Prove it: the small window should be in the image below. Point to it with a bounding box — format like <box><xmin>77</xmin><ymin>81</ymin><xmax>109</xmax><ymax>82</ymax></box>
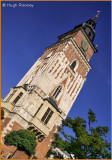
<box><xmin>6</xmin><ymin>90</ymin><xmax>17</xmax><ymax>102</ymax></box>
<box><xmin>41</xmin><ymin>108</ymin><xmax>53</xmax><ymax>125</ymax></box>
<box><xmin>12</xmin><ymin>92</ymin><xmax>23</xmax><ymax>105</ymax></box>
<box><xmin>52</xmin><ymin>85</ymin><xmax>62</xmax><ymax>99</ymax></box>
<box><xmin>70</xmin><ymin>60</ymin><xmax>77</xmax><ymax>70</ymax></box>
<box><xmin>70</xmin><ymin>60</ymin><xmax>78</xmax><ymax>72</ymax></box>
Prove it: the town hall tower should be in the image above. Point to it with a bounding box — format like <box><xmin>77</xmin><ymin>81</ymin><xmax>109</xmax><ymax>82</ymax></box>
<box><xmin>1</xmin><ymin>12</ymin><xmax>99</xmax><ymax>159</ymax></box>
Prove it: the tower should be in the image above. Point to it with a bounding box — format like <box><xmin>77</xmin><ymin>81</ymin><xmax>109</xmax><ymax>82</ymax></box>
<box><xmin>1</xmin><ymin>12</ymin><xmax>99</xmax><ymax>159</ymax></box>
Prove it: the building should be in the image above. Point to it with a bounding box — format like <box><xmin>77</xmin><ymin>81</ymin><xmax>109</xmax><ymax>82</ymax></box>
<box><xmin>1</xmin><ymin>12</ymin><xmax>99</xmax><ymax>159</ymax></box>
<box><xmin>47</xmin><ymin>147</ymin><xmax>75</xmax><ymax>159</ymax></box>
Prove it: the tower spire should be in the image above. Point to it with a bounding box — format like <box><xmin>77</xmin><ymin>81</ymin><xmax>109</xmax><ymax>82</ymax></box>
<box><xmin>92</xmin><ymin>11</ymin><xmax>100</xmax><ymax>23</ymax></box>
<box><xmin>59</xmin><ymin>12</ymin><xmax>100</xmax><ymax>43</ymax></box>
<box><xmin>81</xmin><ymin>11</ymin><xmax>100</xmax><ymax>42</ymax></box>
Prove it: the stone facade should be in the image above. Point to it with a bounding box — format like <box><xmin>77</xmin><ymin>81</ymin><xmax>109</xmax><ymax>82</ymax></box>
<box><xmin>1</xmin><ymin>13</ymin><xmax>98</xmax><ymax>159</ymax></box>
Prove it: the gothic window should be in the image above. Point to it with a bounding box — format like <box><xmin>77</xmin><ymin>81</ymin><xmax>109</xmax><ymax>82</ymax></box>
<box><xmin>70</xmin><ymin>60</ymin><xmax>78</xmax><ymax>72</ymax></box>
<box><xmin>41</xmin><ymin>108</ymin><xmax>53</xmax><ymax>125</ymax></box>
<box><xmin>52</xmin><ymin>85</ymin><xmax>62</xmax><ymax>99</ymax></box>
<box><xmin>12</xmin><ymin>92</ymin><xmax>23</xmax><ymax>105</ymax></box>
<box><xmin>6</xmin><ymin>90</ymin><xmax>17</xmax><ymax>102</ymax></box>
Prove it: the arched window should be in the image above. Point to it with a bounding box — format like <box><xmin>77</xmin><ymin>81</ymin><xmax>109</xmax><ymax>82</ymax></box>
<box><xmin>52</xmin><ymin>85</ymin><xmax>62</xmax><ymax>99</ymax></box>
<box><xmin>70</xmin><ymin>60</ymin><xmax>78</xmax><ymax>72</ymax></box>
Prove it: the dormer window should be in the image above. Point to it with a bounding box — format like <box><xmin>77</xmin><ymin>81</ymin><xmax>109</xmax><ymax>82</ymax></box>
<box><xmin>70</xmin><ymin>60</ymin><xmax>78</xmax><ymax>72</ymax></box>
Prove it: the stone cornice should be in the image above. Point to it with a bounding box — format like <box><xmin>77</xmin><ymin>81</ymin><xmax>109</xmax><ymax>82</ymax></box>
<box><xmin>45</xmin><ymin>37</ymin><xmax>70</xmax><ymax>51</ymax></box>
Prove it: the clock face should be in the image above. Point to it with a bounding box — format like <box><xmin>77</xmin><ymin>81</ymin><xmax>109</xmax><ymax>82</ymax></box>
<box><xmin>81</xmin><ymin>40</ymin><xmax>88</xmax><ymax>51</ymax></box>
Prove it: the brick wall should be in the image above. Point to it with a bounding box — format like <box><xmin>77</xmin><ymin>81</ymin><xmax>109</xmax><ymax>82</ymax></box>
<box><xmin>1</xmin><ymin>144</ymin><xmax>17</xmax><ymax>159</ymax></box>
<box><xmin>1</xmin><ymin>119</ymin><xmax>26</xmax><ymax>159</ymax></box>
<box><xmin>12</xmin><ymin>150</ymin><xmax>29</xmax><ymax>159</ymax></box>
<box><xmin>1</xmin><ymin>117</ymin><xmax>57</xmax><ymax>159</ymax></box>
<box><xmin>35</xmin><ymin>125</ymin><xmax>57</xmax><ymax>159</ymax></box>
<box><xmin>1</xmin><ymin>118</ymin><xmax>11</xmax><ymax>131</ymax></box>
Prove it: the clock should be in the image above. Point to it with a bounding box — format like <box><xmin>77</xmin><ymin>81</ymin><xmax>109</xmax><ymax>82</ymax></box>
<box><xmin>81</xmin><ymin>40</ymin><xmax>88</xmax><ymax>51</ymax></box>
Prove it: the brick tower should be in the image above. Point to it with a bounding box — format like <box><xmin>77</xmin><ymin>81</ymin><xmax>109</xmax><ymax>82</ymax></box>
<box><xmin>1</xmin><ymin>12</ymin><xmax>99</xmax><ymax>159</ymax></box>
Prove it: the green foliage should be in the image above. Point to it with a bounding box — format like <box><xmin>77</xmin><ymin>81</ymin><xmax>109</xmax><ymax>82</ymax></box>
<box><xmin>51</xmin><ymin>109</ymin><xmax>111</xmax><ymax>159</ymax></box>
<box><xmin>4</xmin><ymin>129</ymin><xmax>37</xmax><ymax>157</ymax></box>
<box><xmin>52</xmin><ymin>133</ymin><xmax>71</xmax><ymax>152</ymax></box>
<box><xmin>88</xmin><ymin>109</ymin><xmax>97</xmax><ymax>129</ymax></box>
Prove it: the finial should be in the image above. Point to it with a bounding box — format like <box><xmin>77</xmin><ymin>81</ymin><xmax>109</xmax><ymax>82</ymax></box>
<box><xmin>93</xmin><ymin>11</ymin><xmax>101</xmax><ymax>22</ymax></box>
<box><xmin>96</xmin><ymin>10</ymin><xmax>100</xmax><ymax>18</ymax></box>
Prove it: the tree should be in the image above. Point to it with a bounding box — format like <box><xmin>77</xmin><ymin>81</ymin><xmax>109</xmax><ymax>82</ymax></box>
<box><xmin>4</xmin><ymin>129</ymin><xmax>37</xmax><ymax>157</ymax></box>
<box><xmin>88</xmin><ymin>109</ymin><xmax>97</xmax><ymax>129</ymax></box>
<box><xmin>50</xmin><ymin>109</ymin><xmax>111</xmax><ymax>159</ymax></box>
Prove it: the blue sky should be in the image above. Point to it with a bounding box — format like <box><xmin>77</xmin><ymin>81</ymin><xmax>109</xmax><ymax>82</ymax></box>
<box><xmin>1</xmin><ymin>1</ymin><xmax>111</xmax><ymax>143</ymax></box>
